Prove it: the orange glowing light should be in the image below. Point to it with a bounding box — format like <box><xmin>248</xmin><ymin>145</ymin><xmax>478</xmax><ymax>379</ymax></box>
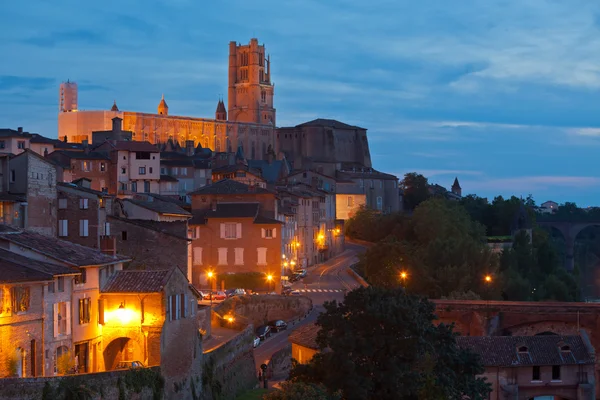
<box><xmin>317</xmin><ymin>234</ymin><xmax>324</xmax><ymax>241</ymax></box>
<box><xmin>484</xmin><ymin>275</ymin><xmax>492</xmax><ymax>283</ymax></box>
<box><xmin>400</xmin><ymin>271</ymin><xmax>407</xmax><ymax>280</ymax></box>
<box><xmin>226</xmin><ymin>315</ymin><xmax>234</xmax><ymax>323</ymax></box>
<box><xmin>266</xmin><ymin>274</ymin><xmax>273</xmax><ymax>282</ymax></box>
<box><xmin>207</xmin><ymin>271</ymin><xmax>214</xmax><ymax>279</ymax></box>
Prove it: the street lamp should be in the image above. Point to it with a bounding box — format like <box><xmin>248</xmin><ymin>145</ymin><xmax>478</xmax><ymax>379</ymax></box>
<box><xmin>400</xmin><ymin>271</ymin><xmax>408</xmax><ymax>287</ymax></box>
<box><xmin>207</xmin><ymin>270</ymin><xmax>215</xmax><ymax>306</ymax></box>
<box><xmin>484</xmin><ymin>274</ymin><xmax>492</xmax><ymax>283</ymax></box>
<box><xmin>266</xmin><ymin>274</ymin><xmax>274</xmax><ymax>293</ymax></box>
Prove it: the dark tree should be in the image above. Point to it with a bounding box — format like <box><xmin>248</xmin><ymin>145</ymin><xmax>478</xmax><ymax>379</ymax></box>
<box><xmin>290</xmin><ymin>287</ymin><xmax>491</xmax><ymax>400</ymax></box>
<box><xmin>401</xmin><ymin>172</ymin><xmax>430</xmax><ymax>210</ymax></box>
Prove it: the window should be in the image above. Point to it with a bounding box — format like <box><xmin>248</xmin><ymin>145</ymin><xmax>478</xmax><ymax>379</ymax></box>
<box><xmin>48</xmin><ymin>281</ymin><xmax>55</xmax><ymax>293</ymax></box>
<box><xmin>172</xmin><ymin>167</ymin><xmax>178</xmax><ymax>175</ymax></box>
<box><xmin>234</xmin><ymin>248</ymin><xmax>244</xmax><ymax>265</ymax></box>
<box><xmin>104</xmin><ymin>222</ymin><xmax>110</xmax><ymax>236</ymax></box>
<box><xmin>235</xmin><ymin>172</ymin><xmax>246</xmax><ymax>178</ymax></box>
<box><xmin>181</xmin><ymin>168</ymin><xmax>187</xmax><ymax>176</ymax></box>
<box><xmin>82</xmin><ymin>161</ymin><xmax>91</xmax><ymax>172</ymax></box>
<box><xmin>149</xmin><ymin>167</ymin><xmax>153</xmax><ymax>174</ymax></box>
<box><xmin>75</xmin><ymin>268</ymin><xmax>87</xmax><ymax>285</ymax></box>
<box><xmin>135</xmin><ymin>151</ymin><xmax>151</xmax><ymax>160</ymax></box>
<box><xmin>53</xmin><ymin>302</ymin><xmax>69</xmax><ymax>336</ymax></box>
<box><xmin>218</xmin><ymin>248</ymin><xmax>228</xmax><ymax>265</ymax></box>
<box><xmin>79</xmin><ymin>220</ymin><xmax>89</xmax><ymax>237</ymax></box>
<box><xmin>257</xmin><ymin>248</ymin><xmax>267</xmax><ymax>265</ymax></box>
<box><xmin>359</xmin><ymin>179</ymin><xmax>364</xmax><ymax>188</ymax></box>
<box><xmin>57</xmin><ymin>277</ymin><xmax>64</xmax><ymax>292</ymax></box>
<box><xmin>12</xmin><ymin>287</ymin><xmax>30</xmax><ymax>313</ymax></box>
<box><xmin>193</xmin><ymin>247</ymin><xmax>203</xmax><ymax>265</ymax></box>
<box><xmin>221</xmin><ymin>223</ymin><xmax>241</xmax><ymax>239</ymax></box>
<box><xmin>10</xmin><ymin>170</ymin><xmax>15</xmax><ymax>183</ymax></box>
<box><xmin>79</xmin><ymin>298</ymin><xmax>91</xmax><ymax>324</ymax></box>
<box><xmin>160</xmin><ymin>167</ymin><xmax>166</xmax><ymax>175</ymax></box>
<box><xmin>58</xmin><ymin>198</ymin><xmax>67</xmax><ymax>209</ymax></box>
<box><xmin>100</xmin><ymin>163</ymin><xmax>106</xmax><ymax>172</ymax></box>
<box><xmin>121</xmin><ymin>167</ymin><xmax>126</xmax><ymax>174</ymax></box>
<box><xmin>144</xmin><ymin>181</ymin><xmax>150</xmax><ymax>193</ymax></box>
<box><xmin>261</xmin><ymin>228</ymin><xmax>276</xmax><ymax>239</ymax></box>
<box><xmin>347</xmin><ymin>196</ymin><xmax>354</xmax><ymax>207</ymax></box>
<box><xmin>131</xmin><ymin>182</ymin><xmax>137</xmax><ymax>192</ymax></box>
<box><xmin>139</xmin><ymin>167</ymin><xmax>146</xmax><ymax>175</ymax></box>
<box><xmin>532</xmin><ymin>365</ymin><xmax>540</xmax><ymax>380</ymax></box>
<box><xmin>376</xmin><ymin>196</ymin><xmax>383</xmax><ymax>211</ymax></box>
<box><xmin>0</xmin><ymin>140</ymin><xmax>4</xmax><ymax>149</ymax></box>
<box><xmin>552</xmin><ymin>365</ymin><xmax>561</xmax><ymax>381</ymax></box>
<box><xmin>17</xmin><ymin>141</ymin><xmax>26</xmax><ymax>149</ymax></box>
<box><xmin>168</xmin><ymin>294</ymin><xmax>182</xmax><ymax>321</ymax></box>
<box><xmin>122</xmin><ymin>231</ymin><xmax>128</xmax><ymax>240</ymax></box>
<box><xmin>120</xmin><ymin>182</ymin><xmax>127</xmax><ymax>192</ymax></box>
<box><xmin>58</xmin><ymin>220</ymin><xmax>68</xmax><ymax>237</ymax></box>
<box><xmin>79</xmin><ymin>198</ymin><xmax>89</xmax><ymax>209</ymax></box>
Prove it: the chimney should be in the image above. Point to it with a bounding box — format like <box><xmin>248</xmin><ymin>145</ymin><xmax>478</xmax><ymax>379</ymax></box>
<box><xmin>186</xmin><ymin>140</ymin><xmax>194</xmax><ymax>156</ymax></box>
<box><xmin>111</xmin><ymin>117</ymin><xmax>122</xmax><ymax>133</ymax></box>
<box><xmin>43</xmin><ymin>148</ymin><xmax>48</xmax><ymax>157</ymax></box>
<box><xmin>17</xmin><ymin>127</ymin><xmax>23</xmax><ymax>133</ymax></box>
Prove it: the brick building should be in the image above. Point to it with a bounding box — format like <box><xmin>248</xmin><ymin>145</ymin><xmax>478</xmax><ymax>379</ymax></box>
<box><xmin>47</xmin><ymin>149</ymin><xmax>111</xmax><ymax>192</ymax></box>
<box><xmin>57</xmin><ymin>182</ymin><xmax>113</xmax><ymax>249</ymax></box>
<box><xmin>457</xmin><ymin>334</ymin><xmax>596</xmax><ymax>400</ymax></box>
<box><xmin>188</xmin><ymin>180</ymin><xmax>282</xmax><ymax>290</ymax></box>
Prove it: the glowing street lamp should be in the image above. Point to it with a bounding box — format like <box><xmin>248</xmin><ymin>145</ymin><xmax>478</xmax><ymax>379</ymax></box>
<box><xmin>115</xmin><ymin>302</ymin><xmax>133</xmax><ymax>325</ymax></box>
<box><xmin>484</xmin><ymin>275</ymin><xmax>492</xmax><ymax>284</ymax></box>
<box><xmin>399</xmin><ymin>271</ymin><xmax>408</xmax><ymax>287</ymax></box>
<box><xmin>266</xmin><ymin>274</ymin><xmax>274</xmax><ymax>292</ymax></box>
<box><xmin>226</xmin><ymin>315</ymin><xmax>235</xmax><ymax>324</ymax></box>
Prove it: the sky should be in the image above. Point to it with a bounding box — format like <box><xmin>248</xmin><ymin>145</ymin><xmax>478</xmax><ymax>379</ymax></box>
<box><xmin>1</xmin><ymin>0</ymin><xmax>600</xmax><ymax>205</ymax></box>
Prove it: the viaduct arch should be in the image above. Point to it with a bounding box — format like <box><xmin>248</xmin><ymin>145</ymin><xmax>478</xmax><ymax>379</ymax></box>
<box><xmin>537</xmin><ymin>220</ymin><xmax>600</xmax><ymax>271</ymax></box>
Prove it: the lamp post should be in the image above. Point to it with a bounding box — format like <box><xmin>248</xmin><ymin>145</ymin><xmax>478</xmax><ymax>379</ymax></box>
<box><xmin>207</xmin><ymin>271</ymin><xmax>215</xmax><ymax>307</ymax></box>
<box><xmin>266</xmin><ymin>274</ymin><xmax>274</xmax><ymax>293</ymax></box>
<box><xmin>484</xmin><ymin>274</ymin><xmax>493</xmax><ymax>309</ymax></box>
<box><xmin>400</xmin><ymin>271</ymin><xmax>408</xmax><ymax>288</ymax></box>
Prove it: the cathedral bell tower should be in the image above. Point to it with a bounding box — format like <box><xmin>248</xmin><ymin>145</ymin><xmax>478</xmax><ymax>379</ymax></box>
<box><xmin>228</xmin><ymin>38</ymin><xmax>276</xmax><ymax>126</ymax></box>
<box><xmin>158</xmin><ymin>94</ymin><xmax>169</xmax><ymax>115</ymax></box>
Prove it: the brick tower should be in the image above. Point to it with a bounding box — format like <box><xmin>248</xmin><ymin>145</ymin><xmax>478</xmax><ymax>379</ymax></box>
<box><xmin>228</xmin><ymin>38</ymin><xmax>276</xmax><ymax>126</ymax></box>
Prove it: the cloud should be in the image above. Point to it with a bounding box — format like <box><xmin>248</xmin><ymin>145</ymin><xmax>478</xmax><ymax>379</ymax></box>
<box><xmin>568</xmin><ymin>128</ymin><xmax>600</xmax><ymax>137</ymax></box>
<box><xmin>464</xmin><ymin>176</ymin><xmax>600</xmax><ymax>193</ymax></box>
<box><xmin>0</xmin><ymin>76</ymin><xmax>55</xmax><ymax>91</ymax></box>
<box><xmin>394</xmin><ymin>169</ymin><xmax>484</xmax><ymax>178</ymax></box>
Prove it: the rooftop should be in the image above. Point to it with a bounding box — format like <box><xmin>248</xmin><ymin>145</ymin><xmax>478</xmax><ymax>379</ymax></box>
<box><xmin>125</xmin><ymin>198</ymin><xmax>191</xmax><ymax>216</ymax></box>
<box><xmin>0</xmin><ymin>229</ymin><xmax>130</xmax><ymax>267</ymax></box>
<box><xmin>95</xmin><ymin>140</ymin><xmax>159</xmax><ymax>153</ymax></box>
<box><xmin>58</xmin><ymin>182</ymin><xmax>109</xmax><ymax>197</ymax></box>
<box><xmin>456</xmin><ymin>335</ymin><xmax>595</xmax><ymax>367</ymax></box>
<box><xmin>295</xmin><ymin>119</ymin><xmax>365</xmax><ymax>130</ymax></box>
<box><xmin>288</xmin><ymin>322</ymin><xmax>319</xmax><ymax>350</ymax></box>
<box><xmin>102</xmin><ymin>270</ymin><xmax>173</xmax><ymax>293</ymax></box>
<box><xmin>0</xmin><ymin>248</ymin><xmax>77</xmax><ymax>282</ymax></box>
<box><xmin>188</xmin><ymin>179</ymin><xmax>273</xmax><ymax>195</ymax></box>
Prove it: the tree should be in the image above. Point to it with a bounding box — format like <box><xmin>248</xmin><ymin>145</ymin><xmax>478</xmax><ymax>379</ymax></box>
<box><xmin>290</xmin><ymin>287</ymin><xmax>491</xmax><ymax>400</ymax></box>
<box><xmin>401</xmin><ymin>173</ymin><xmax>430</xmax><ymax>211</ymax></box>
<box><xmin>264</xmin><ymin>381</ymin><xmax>340</xmax><ymax>400</ymax></box>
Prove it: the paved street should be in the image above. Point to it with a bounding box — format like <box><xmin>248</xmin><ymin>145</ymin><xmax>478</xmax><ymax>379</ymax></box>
<box><xmin>253</xmin><ymin>243</ymin><xmax>366</xmax><ymax>371</ymax></box>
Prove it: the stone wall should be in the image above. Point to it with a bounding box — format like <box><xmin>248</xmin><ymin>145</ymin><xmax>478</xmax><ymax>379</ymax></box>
<box><xmin>214</xmin><ymin>295</ymin><xmax>313</xmax><ymax>328</ymax></box>
<box><xmin>201</xmin><ymin>325</ymin><xmax>257</xmax><ymax>400</ymax></box>
<box><xmin>268</xmin><ymin>343</ymin><xmax>291</xmax><ymax>380</ymax></box>
<box><xmin>0</xmin><ymin>367</ymin><xmax>162</xmax><ymax>400</ymax></box>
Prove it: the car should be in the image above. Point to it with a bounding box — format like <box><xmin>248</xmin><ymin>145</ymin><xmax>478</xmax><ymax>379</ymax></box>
<box><xmin>114</xmin><ymin>360</ymin><xmax>145</xmax><ymax>370</ymax></box>
<box><xmin>288</xmin><ymin>274</ymin><xmax>301</xmax><ymax>283</ymax></box>
<box><xmin>213</xmin><ymin>291</ymin><xmax>227</xmax><ymax>301</ymax></box>
<box><xmin>256</xmin><ymin>325</ymin><xmax>272</xmax><ymax>340</ymax></box>
<box><xmin>294</xmin><ymin>269</ymin><xmax>307</xmax><ymax>278</ymax></box>
<box><xmin>267</xmin><ymin>320</ymin><xmax>288</xmax><ymax>332</ymax></box>
<box><xmin>226</xmin><ymin>288</ymin><xmax>247</xmax><ymax>298</ymax></box>
<box><xmin>253</xmin><ymin>336</ymin><xmax>261</xmax><ymax>348</ymax></box>
<box><xmin>198</xmin><ymin>291</ymin><xmax>211</xmax><ymax>300</ymax></box>
<box><xmin>290</xmin><ymin>290</ymin><xmax>301</xmax><ymax>296</ymax></box>
<box><xmin>281</xmin><ymin>287</ymin><xmax>293</xmax><ymax>296</ymax></box>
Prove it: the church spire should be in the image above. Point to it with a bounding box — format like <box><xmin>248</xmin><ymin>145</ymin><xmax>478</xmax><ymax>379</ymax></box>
<box><xmin>158</xmin><ymin>94</ymin><xmax>169</xmax><ymax>115</ymax></box>
<box><xmin>111</xmin><ymin>100</ymin><xmax>119</xmax><ymax>112</ymax></box>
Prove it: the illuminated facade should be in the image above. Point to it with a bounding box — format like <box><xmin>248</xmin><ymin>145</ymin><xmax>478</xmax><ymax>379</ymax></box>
<box><xmin>58</xmin><ymin>39</ymin><xmax>276</xmax><ymax>160</ymax></box>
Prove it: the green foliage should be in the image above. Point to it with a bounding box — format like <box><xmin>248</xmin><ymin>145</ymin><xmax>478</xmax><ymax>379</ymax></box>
<box><xmin>401</xmin><ymin>172</ymin><xmax>430</xmax><ymax>211</ymax></box>
<box><xmin>358</xmin><ymin>198</ymin><xmax>497</xmax><ymax>299</ymax></box>
<box><xmin>289</xmin><ymin>287</ymin><xmax>490</xmax><ymax>400</ymax></box>
<box><xmin>5</xmin><ymin>355</ymin><xmax>17</xmax><ymax>377</ymax></box>
<box><xmin>217</xmin><ymin>272</ymin><xmax>269</xmax><ymax>291</ymax></box>
<box><xmin>345</xmin><ymin>206</ymin><xmax>409</xmax><ymax>242</ymax></box>
<box><xmin>263</xmin><ymin>381</ymin><xmax>340</xmax><ymax>400</ymax></box>
<box><xmin>57</xmin><ymin>351</ymin><xmax>75</xmax><ymax>375</ymax></box>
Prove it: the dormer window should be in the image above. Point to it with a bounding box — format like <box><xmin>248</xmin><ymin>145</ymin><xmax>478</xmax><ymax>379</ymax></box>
<box><xmin>518</xmin><ymin>346</ymin><xmax>529</xmax><ymax>353</ymax></box>
<box><xmin>560</xmin><ymin>345</ymin><xmax>571</xmax><ymax>351</ymax></box>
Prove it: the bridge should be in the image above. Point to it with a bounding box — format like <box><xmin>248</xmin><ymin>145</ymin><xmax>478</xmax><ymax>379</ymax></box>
<box><xmin>535</xmin><ymin>215</ymin><xmax>600</xmax><ymax>271</ymax></box>
<box><xmin>434</xmin><ymin>299</ymin><xmax>600</xmax><ymax>398</ymax></box>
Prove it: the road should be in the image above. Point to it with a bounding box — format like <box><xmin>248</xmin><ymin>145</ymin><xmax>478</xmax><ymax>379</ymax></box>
<box><xmin>253</xmin><ymin>243</ymin><xmax>366</xmax><ymax>370</ymax></box>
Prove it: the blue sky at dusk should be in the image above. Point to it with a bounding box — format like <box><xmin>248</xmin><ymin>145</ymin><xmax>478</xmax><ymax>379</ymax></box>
<box><xmin>1</xmin><ymin>1</ymin><xmax>600</xmax><ymax>205</ymax></box>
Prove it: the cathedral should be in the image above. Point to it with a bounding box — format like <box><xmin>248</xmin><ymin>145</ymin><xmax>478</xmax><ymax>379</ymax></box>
<box><xmin>58</xmin><ymin>38</ymin><xmax>277</xmax><ymax>160</ymax></box>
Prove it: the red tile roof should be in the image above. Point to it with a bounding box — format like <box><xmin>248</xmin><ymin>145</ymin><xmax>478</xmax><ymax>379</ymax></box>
<box><xmin>456</xmin><ymin>335</ymin><xmax>595</xmax><ymax>367</ymax></box>
<box><xmin>101</xmin><ymin>270</ymin><xmax>173</xmax><ymax>293</ymax></box>
<box><xmin>288</xmin><ymin>322</ymin><xmax>319</xmax><ymax>350</ymax></box>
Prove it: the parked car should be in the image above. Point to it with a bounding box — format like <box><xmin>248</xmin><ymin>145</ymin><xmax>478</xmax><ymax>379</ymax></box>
<box><xmin>114</xmin><ymin>360</ymin><xmax>145</xmax><ymax>370</ymax></box>
<box><xmin>281</xmin><ymin>287</ymin><xmax>293</xmax><ymax>296</ymax></box>
<box><xmin>295</xmin><ymin>269</ymin><xmax>307</xmax><ymax>278</ymax></box>
<box><xmin>198</xmin><ymin>291</ymin><xmax>211</xmax><ymax>300</ymax></box>
<box><xmin>253</xmin><ymin>336</ymin><xmax>261</xmax><ymax>348</ymax></box>
<box><xmin>267</xmin><ymin>320</ymin><xmax>288</xmax><ymax>332</ymax></box>
<box><xmin>226</xmin><ymin>288</ymin><xmax>247</xmax><ymax>298</ymax></box>
<box><xmin>256</xmin><ymin>325</ymin><xmax>272</xmax><ymax>340</ymax></box>
<box><xmin>290</xmin><ymin>290</ymin><xmax>301</xmax><ymax>296</ymax></box>
<box><xmin>288</xmin><ymin>274</ymin><xmax>301</xmax><ymax>283</ymax></box>
<box><xmin>212</xmin><ymin>291</ymin><xmax>227</xmax><ymax>301</ymax></box>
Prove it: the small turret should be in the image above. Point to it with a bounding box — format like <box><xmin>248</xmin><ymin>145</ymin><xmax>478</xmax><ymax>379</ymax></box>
<box><xmin>451</xmin><ymin>177</ymin><xmax>462</xmax><ymax>197</ymax></box>
<box><xmin>158</xmin><ymin>94</ymin><xmax>169</xmax><ymax>115</ymax></box>
<box><xmin>215</xmin><ymin>99</ymin><xmax>227</xmax><ymax>121</ymax></box>
<box><xmin>111</xmin><ymin>100</ymin><xmax>119</xmax><ymax>112</ymax></box>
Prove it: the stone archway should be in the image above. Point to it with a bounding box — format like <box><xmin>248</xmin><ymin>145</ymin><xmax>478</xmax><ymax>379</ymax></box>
<box><xmin>103</xmin><ymin>337</ymin><xmax>143</xmax><ymax>371</ymax></box>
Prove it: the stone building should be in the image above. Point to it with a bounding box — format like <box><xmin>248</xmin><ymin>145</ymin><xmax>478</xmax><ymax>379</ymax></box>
<box><xmin>8</xmin><ymin>150</ymin><xmax>58</xmax><ymax>236</ymax></box>
<box><xmin>335</xmin><ymin>165</ymin><xmax>400</xmax><ymax>214</ymax></box>
<box><xmin>276</xmin><ymin>119</ymin><xmax>372</xmax><ymax>174</ymax></box>
<box><xmin>457</xmin><ymin>334</ymin><xmax>595</xmax><ymax>400</ymax></box>
<box><xmin>335</xmin><ymin>179</ymin><xmax>367</xmax><ymax>220</ymax></box>
<box><xmin>288</xmin><ymin>322</ymin><xmax>318</xmax><ymax>365</ymax></box>
<box><xmin>58</xmin><ymin>39</ymin><xmax>276</xmax><ymax>160</ymax></box>
<box><xmin>57</xmin><ymin>182</ymin><xmax>113</xmax><ymax>249</ymax></box>
<box><xmin>100</xmin><ymin>268</ymin><xmax>200</xmax><ymax>369</ymax></box>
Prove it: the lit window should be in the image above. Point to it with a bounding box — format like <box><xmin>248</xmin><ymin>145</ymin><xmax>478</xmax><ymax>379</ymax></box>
<box><xmin>78</xmin><ymin>298</ymin><xmax>91</xmax><ymax>324</ymax></box>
